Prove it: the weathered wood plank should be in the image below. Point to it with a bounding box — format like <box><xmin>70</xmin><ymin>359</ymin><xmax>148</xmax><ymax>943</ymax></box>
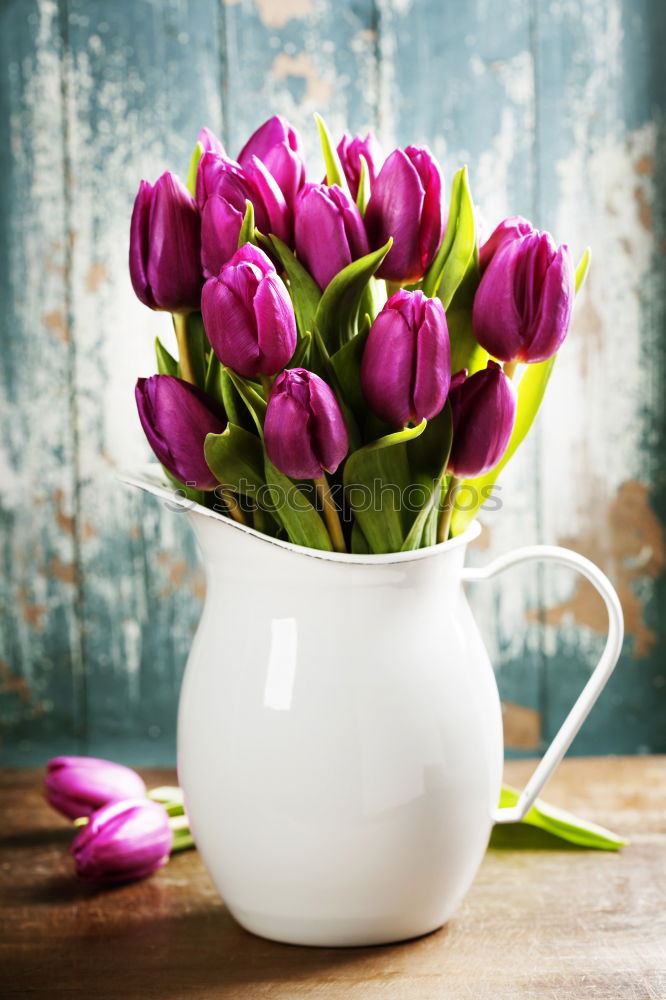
<box><xmin>532</xmin><ymin>0</ymin><xmax>666</xmax><ymax>752</ymax></box>
<box><xmin>62</xmin><ymin>0</ymin><xmax>223</xmax><ymax>763</ymax></box>
<box><xmin>0</xmin><ymin>0</ymin><xmax>82</xmax><ymax>762</ymax></box>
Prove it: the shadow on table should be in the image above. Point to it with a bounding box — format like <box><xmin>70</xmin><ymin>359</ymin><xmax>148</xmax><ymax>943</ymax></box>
<box><xmin>2</xmin><ymin>898</ymin><xmax>437</xmax><ymax>999</ymax></box>
<box><xmin>488</xmin><ymin>823</ymin><xmax>592</xmax><ymax>850</ymax></box>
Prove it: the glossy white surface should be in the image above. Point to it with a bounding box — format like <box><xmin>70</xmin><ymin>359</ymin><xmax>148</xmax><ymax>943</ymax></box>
<box><xmin>120</xmin><ymin>467</ymin><xmax>623</xmax><ymax>947</ymax></box>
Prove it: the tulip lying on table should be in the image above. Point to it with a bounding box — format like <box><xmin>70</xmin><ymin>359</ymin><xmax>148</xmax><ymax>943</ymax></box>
<box><xmin>44</xmin><ymin>756</ymin><xmax>626</xmax><ymax>887</ymax></box>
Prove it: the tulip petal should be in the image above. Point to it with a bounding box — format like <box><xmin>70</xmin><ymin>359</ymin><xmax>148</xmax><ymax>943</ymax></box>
<box><xmin>201</xmin><ymin>194</ymin><xmax>244</xmax><ymax>279</ymax></box>
<box><xmin>295</xmin><ymin>185</ymin><xmax>354</xmax><ymax>290</ymax></box>
<box><xmin>366</xmin><ymin>149</ymin><xmax>424</xmax><ymax>283</ymax></box>
<box><xmin>129</xmin><ymin>180</ymin><xmax>156</xmax><ymax>308</ymax></box>
<box><xmin>413</xmin><ymin>298</ymin><xmax>451</xmax><ymax>422</ymax></box>
<box><xmin>265</xmin><ymin>391</ymin><xmax>322</xmax><ymax>480</ymax></box>
<box><xmin>361</xmin><ymin>307</ymin><xmax>416</xmax><ymax>428</ymax></box>
<box><xmin>254</xmin><ymin>273</ymin><xmax>297</xmax><ymax>373</ymax></box>
<box><xmin>146</xmin><ymin>172</ymin><xmax>202</xmax><ymax>313</ymax></box>
<box><xmin>472</xmin><ymin>240</ymin><xmax>525</xmax><ymax>361</ymax></box>
<box><xmin>521</xmin><ymin>245</ymin><xmax>575</xmax><ymax>362</ymax></box>
<box><xmin>136</xmin><ymin>375</ymin><xmax>225</xmax><ymax>489</ymax></box>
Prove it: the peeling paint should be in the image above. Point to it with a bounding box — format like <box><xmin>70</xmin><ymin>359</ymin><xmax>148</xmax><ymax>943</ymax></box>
<box><xmin>539</xmin><ymin>481</ymin><xmax>664</xmax><ymax>659</ymax></box>
<box><xmin>225</xmin><ymin>0</ymin><xmax>313</xmax><ymax>30</ymax></box>
<box><xmin>502</xmin><ymin>701</ymin><xmax>541</xmax><ymax>751</ymax></box>
<box><xmin>271</xmin><ymin>52</ymin><xmax>333</xmax><ymax>107</ymax></box>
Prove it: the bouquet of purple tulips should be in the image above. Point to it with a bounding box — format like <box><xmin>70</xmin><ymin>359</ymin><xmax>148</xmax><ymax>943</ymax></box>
<box><xmin>130</xmin><ymin>114</ymin><xmax>588</xmax><ymax>553</ymax></box>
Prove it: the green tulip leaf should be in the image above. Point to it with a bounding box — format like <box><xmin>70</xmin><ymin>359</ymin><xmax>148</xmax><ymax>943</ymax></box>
<box><xmin>238</xmin><ymin>200</ymin><xmax>256</xmax><ymax>248</ymax></box>
<box><xmin>422</xmin><ymin>165</ymin><xmax>476</xmax><ymax>307</ymax></box>
<box><xmin>224</xmin><ymin>368</ymin><xmax>267</xmax><ymax>438</ymax></box>
<box><xmin>401</xmin><ymin>406</ymin><xmax>453</xmax><ymax>551</ymax></box>
<box><xmin>344</xmin><ymin>421</ymin><xmax>426</xmax><ymax>554</ymax></box>
<box><xmin>148</xmin><ymin>786</ymin><xmax>183</xmax><ymax>805</ymax></box>
<box><xmin>497</xmin><ymin>784</ymin><xmax>627</xmax><ymax>850</ymax></box>
<box><xmin>351</xmin><ymin>519</ymin><xmax>371</xmax><ymax>554</ymax></box>
<box><xmin>204</xmin><ymin>356</ymin><xmax>253</xmax><ymax>431</ymax></box>
<box><xmin>329</xmin><ymin>324</ymin><xmax>370</xmax><ymax>419</ymax></box>
<box><xmin>575</xmin><ymin>246</ymin><xmax>591</xmax><ymax>293</ymax></box>
<box><xmin>448</xmin><ymin>308</ymin><xmax>488</xmax><ymax>377</ymax></box>
<box><xmin>316</xmin><ymin>239</ymin><xmax>392</xmax><ymax>351</ymax></box>
<box><xmin>155</xmin><ymin>336</ymin><xmax>178</xmax><ymax>378</ymax></box>
<box><xmin>186</xmin><ymin>141</ymin><xmax>204</xmax><ymax>197</ymax></box>
<box><xmin>180</xmin><ymin>312</ymin><xmax>208</xmax><ymax>388</ymax></box>
<box><xmin>289</xmin><ymin>330</ymin><xmax>312</xmax><ymax>369</ymax></box>
<box><xmin>264</xmin><ymin>458</ymin><xmax>333</xmax><ymax>551</ymax></box>
<box><xmin>265</xmin><ymin>234</ymin><xmax>322</xmax><ymax>339</ymax></box>
<box><xmin>315</xmin><ymin>113</ymin><xmax>349</xmax><ymax>194</ymax></box>
<box><xmin>204</xmin><ymin>423</ymin><xmax>266</xmax><ymax>495</ymax></box>
<box><xmin>356</xmin><ymin>153</ymin><xmax>370</xmax><ymax>215</ymax></box>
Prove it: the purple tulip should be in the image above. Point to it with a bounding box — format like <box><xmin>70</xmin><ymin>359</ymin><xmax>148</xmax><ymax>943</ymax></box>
<box><xmin>129</xmin><ymin>172</ymin><xmax>202</xmax><ymax>313</ymax></box>
<box><xmin>70</xmin><ymin>798</ymin><xmax>173</xmax><ymax>884</ymax></box>
<box><xmin>336</xmin><ymin>131</ymin><xmax>384</xmax><ymax>200</ymax></box>
<box><xmin>294</xmin><ymin>183</ymin><xmax>369</xmax><ymax>290</ymax></box>
<box><xmin>265</xmin><ymin>368</ymin><xmax>349</xmax><ymax>480</ymax></box>
<box><xmin>365</xmin><ymin>145</ymin><xmax>444</xmax><ymax>284</ymax></box>
<box><xmin>44</xmin><ymin>756</ymin><xmax>146</xmax><ymax>821</ymax></box>
<box><xmin>135</xmin><ymin>375</ymin><xmax>225</xmax><ymax>490</ymax></box>
<box><xmin>197</xmin><ymin>152</ymin><xmax>289</xmax><ymax>278</ymax></box>
<box><xmin>197</xmin><ymin>126</ymin><xmax>226</xmax><ymax>156</ymax></box>
<box><xmin>201</xmin><ymin>244</ymin><xmax>296</xmax><ymax>377</ymax></box>
<box><xmin>360</xmin><ymin>290</ymin><xmax>451</xmax><ymax>428</ymax></box>
<box><xmin>447</xmin><ymin>362</ymin><xmax>517</xmax><ymax>479</ymax></box>
<box><xmin>479</xmin><ymin>215</ymin><xmax>534</xmax><ymax>271</ymax></box>
<box><xmin>473</xmin><ymin>230</ymin><xmax>575</xmax><ymax>363</ymax></box>
<box><xmin>238</xmin><ymin>114</ymin><xmax>306</xmax><ymax>206</ymax></box>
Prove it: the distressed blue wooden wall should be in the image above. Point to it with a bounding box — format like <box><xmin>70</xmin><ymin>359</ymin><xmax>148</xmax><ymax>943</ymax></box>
<box><xmin>1</xmin><ymin>0</ymin><xmax>665</xmax><ymax>764</ymax></box>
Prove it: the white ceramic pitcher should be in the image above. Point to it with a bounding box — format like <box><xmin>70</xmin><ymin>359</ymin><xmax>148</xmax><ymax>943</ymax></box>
<box><xmin>122</xmin><ymin>467</ymin><xmax>623</xmax><ymax>948</ymax></box>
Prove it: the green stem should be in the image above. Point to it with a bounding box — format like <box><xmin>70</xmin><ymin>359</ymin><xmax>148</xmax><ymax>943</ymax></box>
<box><xmin>260</xmin><ymin>374</ymin><xmax>274</xmax><ymax>400</ymax></box>
<box><xmin>437</xmin><ymin>476</ymin><xmax>461</xmax><ymax>544</ymax></box>
<box><xmin>314</xmin><ymin>475</ymin><xmax>346</xmax><ymax>553</ymax></box>
<box><xmin>220</xmin><ymin>488</ymin><xmax>248</xmax><ymax>527</ymax></box>
<box><xmin>503</xmin><ymin>359</ymin><xmax>519</xmax><ymax>380</ymax></box>
<box><xmin>173</xmin><ymin>313</ymin><xmax>196</xmax><ymax>385</ymax></box>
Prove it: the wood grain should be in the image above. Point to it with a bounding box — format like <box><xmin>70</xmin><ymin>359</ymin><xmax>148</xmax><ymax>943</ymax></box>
<box><xmin>2</xmin><ymin>756</ymin><xmax>665</xmax><ymax>999</ymax></box>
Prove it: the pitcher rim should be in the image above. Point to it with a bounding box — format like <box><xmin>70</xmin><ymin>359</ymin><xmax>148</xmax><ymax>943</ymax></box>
<box><xmin>118</xmin><ymin>464</ymin><xmax>482</xmax><ymax>565</ymax></box>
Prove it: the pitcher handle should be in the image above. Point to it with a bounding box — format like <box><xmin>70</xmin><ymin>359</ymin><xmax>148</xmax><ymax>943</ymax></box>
<box><xmin>462</xmin><ymin>545</ymin><xmax>624</xmax><ymax>824</ymax></box>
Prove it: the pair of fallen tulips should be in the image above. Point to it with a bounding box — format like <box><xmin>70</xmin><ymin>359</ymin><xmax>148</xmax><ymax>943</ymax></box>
<box><xmin>45</xmin><ymin>756</ymin><xmax>625</xmax><ymax>885</ymax></box>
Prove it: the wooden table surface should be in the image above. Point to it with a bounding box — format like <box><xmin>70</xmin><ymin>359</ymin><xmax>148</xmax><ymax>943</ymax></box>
<box><xmin>2</xmin><ymin>757</ymin><xmax>665</xmax><ymax>999</ymax></box>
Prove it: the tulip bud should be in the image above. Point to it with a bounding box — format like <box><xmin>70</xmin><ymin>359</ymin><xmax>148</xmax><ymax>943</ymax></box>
<box><xmin>44</xmin><ymin>756</ymin><xmax>146</xmax><ymax>821</ymax></box>
<box><xmin>365</xmin><ymin>145</ymin><xmax>444</xmax><ymax>284</ymax></box>
<box><xmin>265</xmin><ymin>368</ymin><xmax>349</xmax><ymax>480</ymax></box>
<box><xmin>70</xmin><ymin>799</ymin><xmax>173</xmax><ymax>883</ymax></box>
<box><xmin>336</xmin><ymin>131</ymin><xmax>384</xmax><ymax>200</ymax></box>
<box><xmin>294</xmin><ymin>183</ymin><xmax>369</xmax><ymax>291</ymax></box>
<box><xmin>197</xmin><ymin>153</ymin><xmax>289</xmax><ymax>278</ymax></box>
<box><xmin>447</xmin><ymin>362</ymin><xmax>517</xmax><ymax>479</ymax></box>
<box><xmin>360</xmin><ymin>290</ymin><xmax>451</xmax><ymax>428</ymax></box>
<box><xmin>135</xmin><ymin>374</ymin><xmax>225</xmax><ymax>490</ymax></box>
<box><xmin>238</xmin><ymin>114</ymin><xmax>306</xmax><ymax>206</ymax></box>
<box><xmin>479</xmin><ymin>215</ymin><xmax>534</xmax><ymax>271</ymax></box>
<box><xmin>473</xmin><ymin>230</ymin><xmax>575</xmax><ymax>363</ymax></box>
<box><xmin>201</xmin><ymin>244</ymin><xmax>297</xmax><ymax>378</ymax></box>
<box><xmin>129</xmin><ymin>172</ymin><xmax>202</xmax><ymax>313</ymax></box>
